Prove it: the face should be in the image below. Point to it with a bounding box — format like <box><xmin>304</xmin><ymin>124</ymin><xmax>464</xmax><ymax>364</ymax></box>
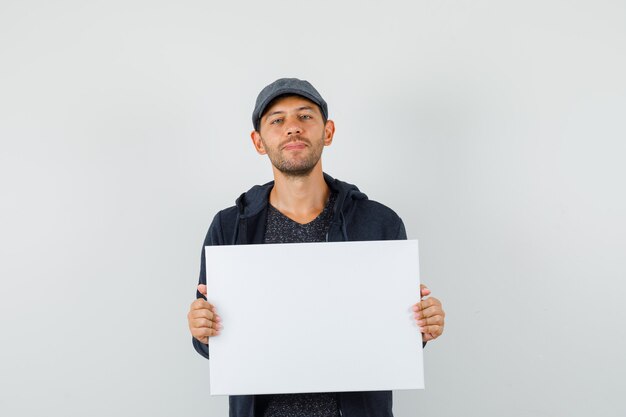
<box><xmin>251</xmin><ymin>95</ymin><xmax>335</xmax><ymax>177</ymax></box>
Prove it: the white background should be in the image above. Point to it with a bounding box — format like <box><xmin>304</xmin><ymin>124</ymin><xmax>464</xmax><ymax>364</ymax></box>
<box><xmin>1</xmin><ymin>1</ymin><xmax>625</xmax><ymax>416</ymax></box>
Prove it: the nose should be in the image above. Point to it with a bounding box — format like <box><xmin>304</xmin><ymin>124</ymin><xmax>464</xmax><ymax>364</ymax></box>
<box><xmin>285</xmin><ymin>118</ymin><xmax>302</xmax><ymax>136</ymax></box>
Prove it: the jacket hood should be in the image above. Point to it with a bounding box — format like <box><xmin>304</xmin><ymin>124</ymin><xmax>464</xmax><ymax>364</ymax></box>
<box><xmin>234</xmin><ymin>172</ymin><xmax>368</xmax><ymax>219</ymax></box>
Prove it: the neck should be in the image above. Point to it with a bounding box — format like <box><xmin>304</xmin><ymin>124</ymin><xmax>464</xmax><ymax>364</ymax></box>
<box><xmin>269</xmin><ymin>163</ymin><xmax>330</xmax><ymax>224</ymax></box>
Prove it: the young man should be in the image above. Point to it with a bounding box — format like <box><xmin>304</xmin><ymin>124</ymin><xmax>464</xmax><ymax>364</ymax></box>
<box><xmin>187</xmin><ymin>78</ymin><xmax>445</xmax><ymax>417</ymax></box>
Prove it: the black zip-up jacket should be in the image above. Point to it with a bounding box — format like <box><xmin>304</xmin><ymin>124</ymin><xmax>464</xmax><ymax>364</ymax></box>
<box><xmin>193</xmin><ymin>173</ymin><xmax>407</xmax><ymax>417</ymax></box>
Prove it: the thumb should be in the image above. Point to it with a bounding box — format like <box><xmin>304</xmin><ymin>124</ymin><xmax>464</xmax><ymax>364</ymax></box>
<box><xmin>197</xmin><ymin>284</ymin><xmax>208</xmax><ymax>296</ymax></box>
<box><xmin>420</xmin><ymin>284</ymin><xmax>431</xmax><ymax>298</ymax></box>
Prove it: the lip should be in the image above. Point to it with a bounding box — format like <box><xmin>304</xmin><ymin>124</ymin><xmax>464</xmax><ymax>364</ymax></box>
<box><xmin>282</xmin><ymin>142</ymin><xmax>307</xmax><ymax>150</ymax></box>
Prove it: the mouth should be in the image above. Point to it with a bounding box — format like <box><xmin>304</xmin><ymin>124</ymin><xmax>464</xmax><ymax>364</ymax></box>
<box><xmin>282</xmin><ymin>141</ymin><xmax>308</xmax><ymax>151</ymax></box>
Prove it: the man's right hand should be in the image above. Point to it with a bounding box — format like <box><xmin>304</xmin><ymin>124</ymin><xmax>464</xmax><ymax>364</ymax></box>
<box><xmin>187</xmin><ymin>284</ymin><xmax>222</xmax><ymax>344</ymax></box>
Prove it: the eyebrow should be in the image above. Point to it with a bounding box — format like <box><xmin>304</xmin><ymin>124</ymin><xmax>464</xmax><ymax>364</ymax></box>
<box><xmin>264</xmin><ymin>106</ymin><xmax>315</xmax><ymax>120</ymax></box>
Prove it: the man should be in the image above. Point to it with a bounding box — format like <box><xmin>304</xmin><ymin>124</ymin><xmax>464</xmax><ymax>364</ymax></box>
<box><xmin>187</xmin><ymin>78</ymin><xmax>445</xmax><ymax>417</ymax></box>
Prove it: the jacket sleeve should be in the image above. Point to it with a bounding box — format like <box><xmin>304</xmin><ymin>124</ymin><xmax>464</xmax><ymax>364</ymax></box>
<box><xmin>394</xmin><ymin>217</ymin><xmax>408</xmax><ymax>240</ymax></box>
<box><xmin>192</xmin><ymin>211</ymin><xmax>225</xmax><ymax>359</ymax></box>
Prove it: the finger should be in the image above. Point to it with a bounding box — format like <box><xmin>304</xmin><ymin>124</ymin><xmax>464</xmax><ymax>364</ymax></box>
<box><xmin>415</xmin><ymin>304</ymin><xmax>445</xmax><ymax>320</ymax></box>
<box><xmin>190</xmin><ymin>298</ymin><xmax>215</xmax><ymax>311</ymax></box>
<box><xmin>420</xmin><ymin>284</ymin><xmax>431</xmax><ymax>298</ymax></box>
<box><xmin>192</xmin><ymin>327</ymin><xmax>221</xmax><ymax>343</ymax></box>
<box><xmin>413</xmin><ymin>296</ymin><xmax>442</xmax><ymax>312</ymax></box>
<box><xmin>422</xmin><ymin>333</ymin><xmax>436</xmax><ymax>342</ymax></box>
<box><xmin>188</xmin><ymin>307</ymin><xmax>220</xmax><ymax>328</ymax></box>
<box><xmin>419</xmin><ymin>324</ymin><xmax>443</xmax><ymax>337</ymax></box>
<box><xmin>415</xmin><ymin>314</ymin><xmax>444</xmax><ymax>327</ymax></box>
<box><xmin>423</xmin><ymin>296</ymin><xmax>441</xmax><ymax>307</ymax></box>
<box><xmin>192</xmin><ymin>332</ymin><xmax>209</xmax><ymax>344</ymax></box>
<box><xmin>197</xmin><ymin>284</ymin><xmax>208</xmax><ymax>296</ymax></box>
<box><xmin>190</xmin><ymin>323</ymin><xmax>221</xmax><ymax>344</ymax></box>
<box><xmin>192</xmin><ymin>317</ymin><xmax>223</xmax><ymax>330</ymax></box>
<box><xmin>189</xmin><ymin>308</ymin><xmax>215</xmax><ymax>322</ymax></box>
<box><xmin>412</xmin><ymin>297</ymin><xmax>434</xmax><ymax>313</ymax></box>
<box><xmin>189</xmin><ymin>309</ymin><xmax>223</xmax><ymax>325</ymax></box>
<box><xmin>191</xmin><ymin>318</ymin><xmax>223</xmax><ymax>334</ymax></box>
<box><xmin>412</xmin><ymin>298</ymin><xmax>430</xmax><ymax>311</ymax></box>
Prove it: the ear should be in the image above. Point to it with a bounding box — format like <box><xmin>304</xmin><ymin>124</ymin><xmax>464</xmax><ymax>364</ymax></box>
<box><xmin>250</xmin><ymin>130</ymin><xmax>267</xmax><ymax>155</ymax></box>
<box><xmin>323</xmin><ymin>120</ymin><xmax>335</xmax><ymax>146</ymax></box>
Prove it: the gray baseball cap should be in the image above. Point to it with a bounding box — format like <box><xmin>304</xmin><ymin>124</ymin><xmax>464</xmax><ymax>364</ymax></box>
<box><xmin>252</xmin><ymin>78</ymin><xmax>328</xmax><ymax>131</ymax></box>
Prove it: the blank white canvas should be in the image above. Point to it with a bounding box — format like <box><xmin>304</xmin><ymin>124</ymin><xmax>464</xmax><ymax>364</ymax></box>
<box><xmin>205</xmin><ymin>240</ymin><xmax>424</xmax><ymax>395</ymax></box>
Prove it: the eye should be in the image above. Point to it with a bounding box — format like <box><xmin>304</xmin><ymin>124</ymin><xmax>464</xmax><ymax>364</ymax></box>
<box><xmin>299</xmin><ymin>114</ymin><xmax>312</xmax><ymax>120</ymax></box>
<box><xmin>270</xmin><ymin>118</ymin><xmax>283</xmax><ymax>125</ymax></box>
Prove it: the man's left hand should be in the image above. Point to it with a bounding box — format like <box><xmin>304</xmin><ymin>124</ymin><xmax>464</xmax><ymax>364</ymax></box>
<box><xmin>413</xmin><ymin>284</ymin><xmax>445</xmax><ymax>342</ymax></box>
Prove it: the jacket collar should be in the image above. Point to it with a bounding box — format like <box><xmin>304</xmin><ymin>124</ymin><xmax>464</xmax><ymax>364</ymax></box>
<box><xmin>234</xmin><ymin>172</ymin><xmax>367</xmax><ymax>220</ymax></box>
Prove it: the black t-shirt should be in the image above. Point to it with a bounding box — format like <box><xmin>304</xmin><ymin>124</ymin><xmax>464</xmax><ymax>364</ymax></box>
<box><xmin>259</xmin><ymin>192</ymin><xmax>340</xmax><ymax>417</ymax></box>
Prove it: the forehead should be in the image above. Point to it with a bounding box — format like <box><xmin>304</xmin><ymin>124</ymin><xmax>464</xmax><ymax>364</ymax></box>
<box><xmin>263</xmin><ymin>95</ymin><xmax>321</xmax><ymax>116</ymax></box>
